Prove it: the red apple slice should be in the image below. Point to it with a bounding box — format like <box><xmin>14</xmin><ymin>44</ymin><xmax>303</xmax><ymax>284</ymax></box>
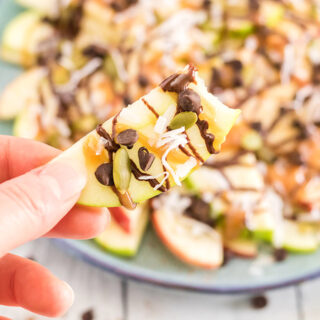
<box><xmin>152</xmin><ymin>210</ymin><xmax>223</xmax><ymax>269</ymax></box>
<box><xmin>109</xmin><ymin>206</ymin><xmax>145</xmax><ymax>234</ymax></box>
<box><xmin>95</xmin><ymin>205</ymin><xmax>149</xmax><ymax>257</ymax></box>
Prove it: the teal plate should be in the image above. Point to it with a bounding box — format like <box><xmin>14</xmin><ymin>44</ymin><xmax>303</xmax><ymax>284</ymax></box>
<box><xmin>2</xmin><ymin>0</ymin><xmax>320</xmax><ymax>294</ymax></box>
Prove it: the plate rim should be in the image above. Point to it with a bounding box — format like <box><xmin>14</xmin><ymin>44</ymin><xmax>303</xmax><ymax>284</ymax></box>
<box><xmin>52</xmin><ymin>238</ymin><xmax>320</xmax><ymax>294</ymax></box>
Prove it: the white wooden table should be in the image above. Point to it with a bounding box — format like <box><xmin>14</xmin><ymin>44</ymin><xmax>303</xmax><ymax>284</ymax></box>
<box><xmin>1</xmin><ymin>238</ymin><xmax>319</xmax><ymax>320</ymax></box>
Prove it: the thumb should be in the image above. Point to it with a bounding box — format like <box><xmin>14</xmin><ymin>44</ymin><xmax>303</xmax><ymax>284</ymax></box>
<box><xmin>0</xmin><ymin>161</ymin><xmax>86</xmax><ymax>256</ymax></box>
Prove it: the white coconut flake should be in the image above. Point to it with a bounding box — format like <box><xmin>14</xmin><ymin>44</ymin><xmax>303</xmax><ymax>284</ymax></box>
<box><xmin>281</xmin><ymin>44</ymin><xmax>295</xmax><ymax>84</ymax></box>
<box><xmin>138</xmin><ymin>172</ymin><xmax>169</xmax><ymax>190</ymax></box>
<box><xmin>109</xmin><ymin>49</ymin><xmax>128</xmax><ymax>82</ymax></box>
<box><xmin>57</xmin><ymin>58</ymin><xmax>103</xmax><ymax>93</ymax></box>
<box><xmin>152</xmin><ymin>191</ymin><xmax>191</xmax><ymax>214</ymax></box>
<box><xmin>96</xmin><ymin>137</ymin><xmax>108</xmax><ymax>156</ymax></box>
<box><xmin>176</xmin><ymin>157</ymin><xmax>197</xmax><ymax>179</ymax></box>
<box><xmin>154</xmin><ymin>104</ymin><xmax>176</xmax><ymax>134</ymax></box>
<box><xmin>293</xmin><ymin>85</ymin><xmax>313</xmax><ymax>109</ymax></box>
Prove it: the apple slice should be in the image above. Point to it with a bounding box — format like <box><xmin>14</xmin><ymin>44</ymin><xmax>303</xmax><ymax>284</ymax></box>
<box><xmin>16</xmin><ymin>0</ymin><xmax>59</xmax><ymax>16</ymax></box>
<box><xmin>53</xmin><ymin>66</ymin><xmax>240</xmax><ymax>208</ymax></box>
<box><xmin>225</xmin><ymin>237</ymin><xmax>257</xmax><ymax>258</ymax></box>
<box><xmin>109</xmin><ymin>206</ymin><xmax>145</xmax><ymax>234</ymax></box>
<box><xmin>95</xmin><ymin>205</ymin><xmax>149</xmax><ymax>257</ymax></box>
<box><xmin>1</xmin><ymin>10</ymin><xmax>55</xmax><ymax>66</ymax></box>
<box><xmin>0</xmin><ymin>67</ymin><xmax>46</xmax><ymax>120</ymax></box>
<box><xmin>152</xmin><ymin>209</ymin><xmax>223</xmax><ymax>269</ymax></box>
<box><xmin>281</xmin><ymin>220</ymin><xmax>318</xmax><ymax>253</ymax></box>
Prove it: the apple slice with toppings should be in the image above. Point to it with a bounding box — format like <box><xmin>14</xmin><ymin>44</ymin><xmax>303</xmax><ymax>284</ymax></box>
<box><xmin>152</xmin><ymin>209</ymin><xmax>223</xmax><ymax>269</ymax></box>
<box><xmin>0</xmin><ymin>67</ymin><xmax>46</xmax><ymax>120</ymax></box>
<box><xmin>225</xmin><ymin>237</ymin><xmax>257</xmax><ymax>258</ymax></box>
<box><xmin>54</xmin><ymin>66</ymin><xmax>240</xmax><ymax>208</ymax></box>
<box><xmin>95</xmin><ymin>204</ymin><xmax>149</xmax><ymax>257</ymax></box>
<box><xmin>1</xmin><ymin>10</ymin><xmax>55</xmax><ymax>66</ymax></box>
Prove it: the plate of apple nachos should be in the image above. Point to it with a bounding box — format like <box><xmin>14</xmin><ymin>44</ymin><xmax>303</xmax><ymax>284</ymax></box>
<box><xmin>2</xmin><ymin>0</ymin><xmax>320</xmax><ymax>293</ymax></box>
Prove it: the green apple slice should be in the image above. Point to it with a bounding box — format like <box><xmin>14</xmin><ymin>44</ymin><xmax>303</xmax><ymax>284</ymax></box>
<box><xmin>95</xmin><ymin>204</ymin><xmax>149</xmax><ymax>257</ymax></box>
<box><xmin>281</xmin><ymin>220</ymin><xmax>318</xmax><ymax>253</ymax></box>
<box><xmin>0</xmin><ymin>67</ymin><xmax>46</xmax><ymax>120</ymax></box>
<box><xmin>152</xmin><ymin>209</ymin><xmax>223</xmax><ymax>269</ymax></box>
<box><xmin>53</xmin><ymin>67</ymin><xmax>240</xmax><ymax>208</ymax></box>
<box><xmin>16</xmin><ymin>0</ymin><xmax>59</xmax><ymax>16</ymax></box>
<box><xmin>1</xmin><ymin>10</ymin><xmax>55</xmax><ymax>66</ymax></box>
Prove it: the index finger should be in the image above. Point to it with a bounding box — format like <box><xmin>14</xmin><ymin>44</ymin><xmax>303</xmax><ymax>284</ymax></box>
<box><xmin>0</xmin><ymin>135</ymin><xmax>60</xmax><ymax>183</ymax></box>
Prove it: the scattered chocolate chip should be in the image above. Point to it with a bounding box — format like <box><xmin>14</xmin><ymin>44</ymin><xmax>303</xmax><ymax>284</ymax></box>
<box><xmin>83</xmin><ymin>45</ymin><xmax>107</xmax><ymax>58</ymax></box>
<box><xmin>116</xmin><ymin>129</ymin><xmax>139</xmax><ymax>147</ymax></box>
<box><xmin>197</xmin><ymin>120</ymin><xmax>216</xmax><ymax>154</ymax></box>
<box><xmin>312</xmin><ymin>65</ymin><xmax>320</xmax><ymax>84</ymax></box>
<box><xmin>82</xmin><ymin>309</ymin><xmax>94</xmax><ymax>320</ymax></box>
<box><xmin>185</xmin><ymin>196</ymin><xmax>214</xmax><ymax>225</ymax></box>
<box><xmin>138</xmin><ymin>74</ymin><xmax>149</xmax><ymax>88</ymax></box>
<box><xmin>110</xmin><ymin>0</ymin><xmax>138</xmax><ymax>11</ymax></box>
<box><xmin>160</xmin><ymin>66</ymin><xmax>196</xmax><ymax>93</ymax></box>
<box><xmin>250</xmin><ymin>295</ymin><xmax>268</xmax><ymax>309</ymax></box>
<box><xmin>233</xmin><ymin>76</ymin><xmax>243</xmax><ymax>87</ymax></box>
<box><xmin>95</xmin><ymin>163</ymin><xmax>114</xmax><ymax>186</ymax></box>
<box><xmin>202</xmin><ymin>0</ymin><xmax>211</xmax><ymax>9</ymax></box>
<box><xmin>249</xmin><ymin>0</ymin><xmax>260</xmax><ymax>10</ymax></box>
<box><xmin>279</xmin><ymin>106</ymin><xmax>289</xmax><ymax>115</ymax></box>
<box><xmin>250</xmin><ymin>122</ymin><xmax>262</xmax><ymax>132</ymax></box>
<box><xmin>222</xmin><ymin>249</ymin><xmax>234</xmax><ymax>266</ymax></box>
<box><xmin>96</xmin><ymin>124</ymin><xmax>119</xmax><ymax>152</ymax></box>
<box><xmin>138</xmin><ymin>147</ymin><xmax>155</xmax><ymax>171</ymax></box>
<box><xmin>273</xmin><ymin>248</ymin><xmax>288</xmax><ymax>262</ymax></box>
<box><xmin>226</xmin><ymin>59</ymin><xmax>243</xmax><ymax>71</ymax></box>
<box><xmin>286</xmin><ymin>151</ymin><xmax>304</xmax><ymax>166</ymax></box>
<box><xmin>178</xmin><ymin>89</ymin><xmax>202</xmax><ymax>114</ymax></box>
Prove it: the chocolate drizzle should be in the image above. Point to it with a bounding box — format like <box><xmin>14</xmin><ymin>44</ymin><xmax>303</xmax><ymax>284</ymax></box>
<box><xmin>142</xmin><ymin>98</ymin><xmax>159</xmax><ymax>118</ymax></box>
<box><xmin>160</xmin><ymin>65</ymin><xmax>197</xmax><ymax>93</ymax></box>
<box><xmin>130</xmin><ymin>160</ymin><xmax>167</xmax><ymax>192</ymax></box>
<box><xmin>196</xmin><ymin>119</ymin><xmax>216</xmax><ymax>154</ymax></box>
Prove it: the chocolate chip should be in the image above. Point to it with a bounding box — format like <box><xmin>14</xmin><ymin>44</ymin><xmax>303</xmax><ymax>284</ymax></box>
<box><xmin>96</xmin><ymin>124</ymin><xmax>119</xmax><ymax>152</ymax></box>
<box><xmin>123</xmin><ymin>95</ymin><xmax>132</xmax><ymax>106</ymax></box>
<box><xmin>83</xmin><ymin>45</ymin><xmax>107</xmax><ymax>58</ymax></box>
<box><xmin>226</xmin><ymin>59</ymin><xmax>243</xmax><ymax>71</ymax></box>
<box><xmin>81</xmin><ymin>309</ymin><xmax>94</xmax><ymax>320</ymax></box>
<box><xmin>160</xmin><ymin>66</ymin><xmax>196</xmax><ymax>93</ymax></box>
<box><xmin>185</xmin><ymin>196</ymin><xmax>213</xmax><ymax>225</ymax></box>
<box><xmin>287</xmin><ymin>151</ymin><xmax>304</xmax><ymax>166</ymax></box>
<box><xmin>249</xmin><ymin>0</ymin><xmax>260</xmax><ymax>10</ymax></box>
<box><xmin>250</xmin><ymin>122</ymin><xmax>262</xmax><ymax>132</ymax></box>
<box><xmin>138</xmin><ymin>74</ymin><xmax>149</xmax><ymax>88</ymax></box>
<box><xmin>138</xmin><ymin>147</ymin><xmax>155</xmax><ymax>171</ymax></box>
<box><xmin>250</xmin><ymin>295</ymin><xmax>268</xmax><ymax>309</ymax></box>
<box><xmin>27</xmin><ymin>255</ymin><xmax>37</xmax><ymax>261</ymax></box>
<box><xmin>116</xmin><ymin>129</ymin><xmax>139</xmax><ymax>147</ymax></box>
<box><xmin>95</xmin><ymin>163</ymin><xmax>114</xmax><ymax>186</ymax></box>
<box><xmin>273</xmin><ymin>248</ymin><xmax>288</xmax><ymax>262</ymax></box>
<box><xmin>178</xmin><ymin>89</ymin><xmax>202</xmax><ymax>114</ymax></box>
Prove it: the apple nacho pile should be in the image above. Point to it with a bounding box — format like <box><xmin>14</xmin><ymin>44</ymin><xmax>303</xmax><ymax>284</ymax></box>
<box><xmin>2</xmin><ymin>0</ymin><xmax>320</xmax><ymax>269</ymax></box>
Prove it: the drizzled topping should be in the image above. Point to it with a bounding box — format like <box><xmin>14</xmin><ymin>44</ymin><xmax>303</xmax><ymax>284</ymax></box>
<box><xmin>138</xmin><ymin>147</ymin><xmax>155</xmax><ymax>171</ymax></box>
<box><xmin>96</xmin><ymin>124</ymin><xmax>119</xmax><ymax>152</ymax></box>
<box><xmin>197</xmin><ymin>120</ymin><xmax>216</xmax><ymax>154</ymax></box>
<box><xmin>95</xmin><ymin>163</ymin><xmax>114</xmax><ymax>186</ymax></box>
<box><xmin>116</xmin><ymin>129</ymin><xmax>139</xmax><ymax>148</ymax></box>
<box><xmin>160</xmin><ymin>66</ymin><xmax>196</xmax><ymax>93</ymax></box>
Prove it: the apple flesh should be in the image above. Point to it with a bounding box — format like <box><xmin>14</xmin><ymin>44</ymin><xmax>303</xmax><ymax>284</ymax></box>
<box><xmin>1</xmin><ymin>10</ymin><xmax>55</xmax><ymax>67</ymax></box>
<box><xmin>53</xmin><ymin>68</ymin><xmax>240</xmax><ymax>207</ymax></box>
<box><xmin>152</xmin><ymin>209</ymin><xmax>223</xmax><ymax>269</ymax></box>
<box><xmin>0</xmin><ymin>67</ymin><xmax>46</xmax><ymax>120</ymax></box>
<box><xmin>225</xmin><ymin>237</ymin><xmax>257</xmax><ymax>258</ymax></box>
<box><xmin>95</xmin><ymin>205</ymin><xmax>149</xmax><ymax>257</ymax></box>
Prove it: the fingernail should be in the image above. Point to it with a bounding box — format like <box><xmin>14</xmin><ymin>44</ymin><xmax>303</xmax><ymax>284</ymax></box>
<box><xmin>60</xmin><ymin>281</ymin><xmax>75</xmax><ymax>311</ymax></box>
<box><xmin>37</xmin><ymin>162</ymin><xmax>87</xmax><ymax>201</ymax></box>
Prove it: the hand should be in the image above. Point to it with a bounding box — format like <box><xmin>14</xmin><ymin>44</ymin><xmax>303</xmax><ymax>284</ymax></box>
<box><xmin>0</xmin><ymin>136</ymin><xmax>109</xmax><ymax>318</ymax></box>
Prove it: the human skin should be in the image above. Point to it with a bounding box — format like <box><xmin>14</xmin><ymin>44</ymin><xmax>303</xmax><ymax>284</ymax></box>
<box><xmin>0</xmin><ymin>135</ymin><xmax>109</xmax><ymax>318</ymax></box>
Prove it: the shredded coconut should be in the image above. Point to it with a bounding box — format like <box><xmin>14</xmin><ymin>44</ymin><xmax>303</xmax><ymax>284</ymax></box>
<box><xmin>154</xmin><ymin>104</ymin><xmax>176</xmax><ymax>134</ymax></box>
<box><xmin>176</xmin><ymin>157</ymin><xmax>197</xmax><ymax>179</ymax></box>
<box><xmin>96</xmin><ymin>137</ymin><xmax>108</xmax><ymax>155</ymax></box>
<box><xmin>138</xmin><ymin>171</ymin><xmax>170</xmax><ymax>190</ymax></box>
<box><xmin>57</xmin><ymin>58</ymin><xmax>103</xmax><ymax>93</ymax></box>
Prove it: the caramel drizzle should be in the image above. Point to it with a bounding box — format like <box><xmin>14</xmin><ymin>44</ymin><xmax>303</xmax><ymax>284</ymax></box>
<box><xmin>130</xmin><ymin>160</ymin><xmax>167</xmax><ymax>192</ymax></box>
